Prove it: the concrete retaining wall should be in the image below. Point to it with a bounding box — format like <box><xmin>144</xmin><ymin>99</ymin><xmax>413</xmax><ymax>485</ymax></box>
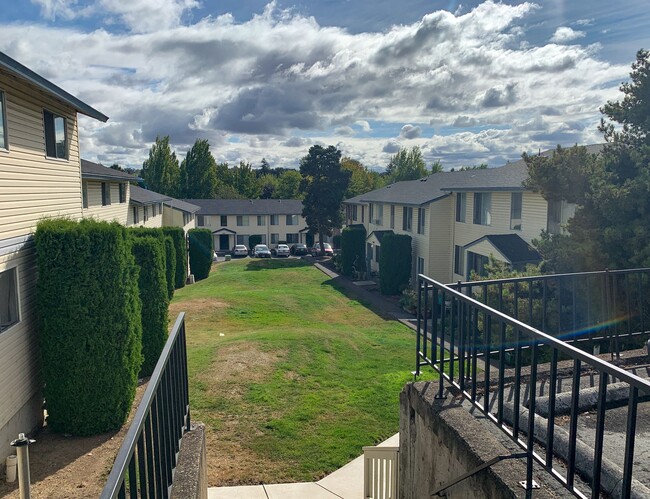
<box><xmin>170</xmin><ymin>422</ymin><xmax>207</xmax><ymax>499</ymax></box>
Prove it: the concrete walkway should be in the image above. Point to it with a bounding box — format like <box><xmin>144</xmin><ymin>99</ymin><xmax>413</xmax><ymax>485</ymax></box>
<box><xmin>208</xmin><ymin>433</ymin><xmax>399</xmax><ymax>499</ymax></box>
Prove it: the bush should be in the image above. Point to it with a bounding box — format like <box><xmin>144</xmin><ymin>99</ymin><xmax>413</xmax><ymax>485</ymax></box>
<box><xmin>249</xmin><ymin>234</ymin><xmax>262</xmax><ymax>248</ymax></box>
<box><xmin>131</xmin><ymin>237</ymin><xmax>169</xmax><ymax>377</ymax></box>
<box><xmin>188</xmin><ymin>228</ymin><xmax>213</xmax><ymax>280</ymax></box>
<box><xmin>341</xmin><ymin>226</ymin><xmax>366</xmax><ymax>277</ymax></box>
<box><xmin>129</xmin><ymin>227</ymin><xmax>174</xmax><ymax>299</ymax></box>
<box><xmin>163</xmin><ymin>236</ymin><xmax>176</xmax><ymax>300</ymax></box>
<box><xmin>162</xmin><ymin>226</ymin><xmax>187</xmax><ymax>289</ymax></box>
<box><xmin>34</xmin><ymin>219</ymin><xmax>142</xmax><ymax>436</ymax></box>
<box><xmin>332</xmin><ymin>234</ymin><xmax>341</xmax><ymax>249</ymax></box>
<box><xmin>379</xmin><ymin>233</ymin><xmax>412</xmax><ymax>295</ymax></box>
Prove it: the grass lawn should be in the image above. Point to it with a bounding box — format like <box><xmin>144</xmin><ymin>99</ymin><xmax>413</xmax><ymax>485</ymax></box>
<box><xmin>169</xmin><ymin>258</ymin><xmax>433</xmax><ymax>486</ymax></box>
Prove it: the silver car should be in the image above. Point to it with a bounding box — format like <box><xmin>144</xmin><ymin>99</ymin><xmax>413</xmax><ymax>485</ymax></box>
<box><xmin>275</xmin><ymin>244</ymin><xmax>290</xmax><ymax>257</ymax></box>
<box><xmin>232</xmin><ymin>244</ymin><xmax>248</xmax><ymax>257</ymax></box>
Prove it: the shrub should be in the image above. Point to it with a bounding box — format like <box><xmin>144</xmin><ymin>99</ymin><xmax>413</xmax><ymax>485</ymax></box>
<box><xmin>131</xmin><ymin>237</ymin><xmax>169</xmax><ymax>377</ymax></box>
<box><xmin>34</xmin><ymin>219</ymin><xmax>142</xmax><ymax>436</ymax></box>
<box><xmin>332</xmin><ymin>234</ymin><xmax>341</xmax><ymax>249</ymax></box>
<box><xmin>162</xmin><ymin>226</ymin><xmax>187</xmax><ymax>289</ymax></box>
<box><xmin>341</xmin><ymin>226</ymin><xmax>366</xmax><ymax>277</ymax></box>
<box><xmin>163</xmin><ymin>236</ymin><xmax>176</xmax><ymax>300</ymax></box>
<box><xmin>129</xmin><ymin>227</ymin><xmax>175</xmax><ymax>299</ymax></box>
<box><xmin>379</xmin><ymin>233</ymin><xmax>412</xmax><ymax>295</ymax></box>
<box><xmin>188</xmin><ymin>228</ymin><xmax>213</xmax><ymax>280</ymax></box>
<box><xmin>249</xmin><ymin>234</ymin><xmax>262</xmax><ymax>248</ymax></box>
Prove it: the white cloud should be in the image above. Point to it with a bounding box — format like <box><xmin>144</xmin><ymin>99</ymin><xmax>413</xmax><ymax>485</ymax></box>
<box><xmin>355</xmin><ymin>120</ymin><xmax>371</xmax><ymax>132</ymax></box>
<box><xmin>400</xmin><ymin>124</ymin><xmax>422</xmax><ymax>139</ymax></box>
<box><xmin>99</xmin><ymin>0</ymin><xmax>199</xmax><ymax>33</ymax></box>
<box><xmin>550</xmin><ymin>26</ymin><xmax>586</xmax><ymax>43</ymax></box>
<box><xmin>335</xmin><ymin>126</ymin><xmax>356</xmax><ymax>136</ymax></box>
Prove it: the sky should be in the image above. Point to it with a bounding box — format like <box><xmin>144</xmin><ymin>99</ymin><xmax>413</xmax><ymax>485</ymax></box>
<box><xmin>1</xmin><ymin>1</ymin><xmax>649</xmax><ymax>171</ymax></box>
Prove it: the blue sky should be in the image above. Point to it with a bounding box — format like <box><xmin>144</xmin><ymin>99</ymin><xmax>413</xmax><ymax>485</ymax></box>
<box><xmin>1</xmin><ymin>0</ymin><xmax>649</xmax><ymax>170</ymax></box>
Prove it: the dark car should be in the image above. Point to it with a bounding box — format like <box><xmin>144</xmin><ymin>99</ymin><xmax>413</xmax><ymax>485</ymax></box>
<box><xmin>253</xmin><ymin>244</ymin><xmax>272</xmax><ymax>258</ymax></box>
<box><xmin>290</xmin><ymin>243</ymin><xmax>308</xmax><ymax>256</ymax></box>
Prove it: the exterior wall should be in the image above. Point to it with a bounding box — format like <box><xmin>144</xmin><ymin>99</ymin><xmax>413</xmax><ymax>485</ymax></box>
<box><xmin>82</xmin><ymin>180</ymin><xmax>129</xmax><ymax>224</ymax></box>
<box><xmin>127</xmin><ymin>203</ymin><xmax>164</xmax><ymax>228</ymax></box>
<box><xmin>0</xmin><ymin>73</ymin><xmax>85</xmax><ymax>460</ymax></box>
<box><xmin>199</xmin><ymin>213</ymin><xmax>307</xmax><ymax>249</ymax></box>
<box><xmin>426</xmin><ymin>196</ymin><xmax>453</xmax><ymax>284</ymax></box>
<box><xmin>162</xmin><ymin>207</ymin><xmax>196</xmax><ymax>234</ymax></box>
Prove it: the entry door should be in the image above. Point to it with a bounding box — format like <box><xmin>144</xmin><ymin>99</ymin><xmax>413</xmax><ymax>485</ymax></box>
<box><xmin>219</xmin><ymin>234</ymin><xmax>230</xmax><ymax>250</ymax></box>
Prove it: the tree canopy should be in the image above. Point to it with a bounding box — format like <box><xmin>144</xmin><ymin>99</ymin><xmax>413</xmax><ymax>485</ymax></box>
<box><xmin>385</xmin><ymin>146</ymin><xmax>430</xmax><ymax>182</ymax></box>
<box><xmin>142</xmin><ymin>136</ymin><xmax>180</xmax><ymax>197</ymax></box>
<box><xmin>341</xmin><ymin>157</ymin><xmax>385</xmax><ymax>198</ymax></box>
<box><xmin>179</xmin><ymin>139</ymin><xmax>218</xmax><ymax>198</ymax></box>
<box><xmin>300</xmin><ymin>145</ymin><xmax>351</xmax><ymax>250</ymax></box>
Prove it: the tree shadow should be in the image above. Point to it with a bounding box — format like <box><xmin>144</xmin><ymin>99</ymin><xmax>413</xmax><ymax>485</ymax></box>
<box><xmin>244</xmin><ymin>258</ymin><xmax>313</xmax><ymax>271</ymax></box>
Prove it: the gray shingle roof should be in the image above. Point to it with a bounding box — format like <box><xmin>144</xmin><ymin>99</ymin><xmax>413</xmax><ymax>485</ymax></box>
<box><xmin>163</xmin><ymin>198</ymin><xmax>200</xmax><ymax>214</ymax></box>
<box><xmin>81</xmin><ymin>160</ymin><xmax>138</xmax><ymax>181</ymax></box>
<box><xmin>130</xmin><ymin>185</ymin><xmax>171</xmax><ymax>205</ymax></box>
<box><xmin>0</xmin><ymin>51</ymin><xmax>108</xmax><ymax>122</ymax></box>
<box><xmin>184</xmin><ymin>199</ymin><xmax>303</xmax><ymax>215</ymax></box>
<box><xmin>465</xmin><ymin>234</ymin><xmax>541</xmax><ymax>265</ymax></box>
<box><xmin>344</xmin><ymin>176</ymin><xmax>450</xmax><ymax>206</ymax></box>
<box><xmin>368</xmin><ymin>230</ymin><xmax>394</xmax><ymax>243</ymax></box>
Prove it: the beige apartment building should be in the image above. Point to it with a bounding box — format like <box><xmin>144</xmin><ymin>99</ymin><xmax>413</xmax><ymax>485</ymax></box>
<box><xmin>0</xmin><ymin>51</ymin><xmax>108</xmax><ymax>459</ymax></box>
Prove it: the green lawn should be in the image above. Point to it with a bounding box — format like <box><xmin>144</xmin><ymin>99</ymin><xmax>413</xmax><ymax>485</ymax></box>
<box><xmin>170</xmin><ymin>258</ymin><xmax>432</xmax><ymax>485</ymax></box>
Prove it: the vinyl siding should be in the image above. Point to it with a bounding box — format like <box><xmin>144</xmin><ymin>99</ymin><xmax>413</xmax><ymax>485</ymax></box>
<box><xmin>162</xmin><ymin>207</ymin><xmax>196</xmax><ymax>234</ymax></box>
<box><xmin>82</xmin><ymin>180</ymin><xmax>130</xmax><ymax>224</ymax></box>
<box><xmin>200</xmin><ymin>213</ymin><xmax>308</xmax><ymax>248</ymax></box>
<box><xmin>427</xmin><ymin>197</ymin><xmax>453</xmax><ymax>283</ymax></box>
<box><xmin>127</xmin><ymin>204</ymin><xmax>163</xmax><ymax>228</ymax></box>
<box><xmin>0</xmin><ymin>73</ymin><xmax>82</xmax><ymax>240</ymax></box>
<box><xmin>466</xmin><ymin>239</ymin><xmax>506</xmax><ymax>260</ymax></box>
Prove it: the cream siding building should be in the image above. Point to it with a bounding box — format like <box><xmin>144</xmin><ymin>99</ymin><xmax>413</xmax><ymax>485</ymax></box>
<box><xmin>0</xmin><ymin>51</ymin><xmax>107</xmax><ymax>460</ymax></box>
<box><xmin>162</xmin><ymin>198</ymin><xmax>199</xmax><ymax>234</ymax></box>
<box><xmin>81</xmin><ymin>159</ymin><xmax>133</xmax><ymax>224</ymax></box>
<box><xmin>128</xmin><ymin>185</ymin><xmax>169</xmax><ymax>229</ymax></box>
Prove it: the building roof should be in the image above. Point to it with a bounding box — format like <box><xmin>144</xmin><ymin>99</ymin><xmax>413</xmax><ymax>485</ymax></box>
<box><xmin>81</xmin><ymin>159</ymin><xmax>138</xmax><ymax>181</ymax></box>
<box><xmin>130</xmin><ymin>185</ymin><xmax>171</xmax><ymax>206</ymax></box>
<box><xmin>0</xmin><ymin>51</ymin><xmax>108</xmax><ymax>122</ymax></box>
<box><xmin>465</xmin><ymin>234</ymin><xmax>542</xmax><ymax>265</ymax></box>
<box><xmin>184</xmin><ymin>199</ymin><xmax>304</xmax><ymax>216</ymax></box>
<box><xmin>344</xmin><ymin>175</ymin><xmax>450</xmax><ymax>207</ymax></box>
<box><xmin>163</xmin><ymin>198</ymin><xmax>201</xmax><ymax>214</ymax></box>
<box><xmin>367</xmin><ymin>230</ymin><xmax>394</xmax><ymax>244</ymax></box>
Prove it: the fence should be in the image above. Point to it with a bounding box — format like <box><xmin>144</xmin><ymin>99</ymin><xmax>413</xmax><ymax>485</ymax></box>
<box><xmin>100</xmin><ymin>312</ymin><xmax>190</xmax><ymax>499</ymax></box>
<box><xmin>415</xmin><ymin>273</ymin><xmax>650</xmax><ymax>499</ymax></box>
<box><xmin>363</xmin><ymin>446</ymin><xmax>399</xmax><ymax>499</ymax></box>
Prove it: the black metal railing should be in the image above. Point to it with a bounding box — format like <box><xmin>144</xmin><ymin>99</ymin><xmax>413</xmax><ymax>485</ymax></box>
<box><xmin>101</xmin><ymin>312</ymin><xmax>191</xmax><ymax>499</ymax></box>
<box><xmin>452</xmin><ymin>268</ymin><xmax>650</xmax><ymax>358</ymax></box>
<box><xmin>415</xmin><ymin>274</ymin><xmax>650</xmax><ymax>499</ymax></box>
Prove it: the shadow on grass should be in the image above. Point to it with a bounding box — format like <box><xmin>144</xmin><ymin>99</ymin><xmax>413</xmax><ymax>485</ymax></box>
<box><xmin>244</xmin><ymin>258</ymin><xmax>313</xmax><ymax>271</ymax></box>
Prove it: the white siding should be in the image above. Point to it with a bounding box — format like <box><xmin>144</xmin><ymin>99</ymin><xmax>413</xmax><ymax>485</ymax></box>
<box><xmin>162</xmin><ymin>207</ymin><xmax>196</xmax><ymax>234</ymax></box>
<box><xmin>426</xmin><ymin>196</ymin><xmax>453</xmax><ymax>283</ymax></box>
<box><xmin>200</xmin><ymin>213</ymin><xmax>308</xmax><ymax>249</ymax></box>
<box><xmin>127</xmin><ymin>203</ymin><xmax>163</xmax><ymax>228</ymax></box>
<box><xmin>82</xmin><ymin>180</ymin><xmax>129</xmax><ymax>224</ymax></box>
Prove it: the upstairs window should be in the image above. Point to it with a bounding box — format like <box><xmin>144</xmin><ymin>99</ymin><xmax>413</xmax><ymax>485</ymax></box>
<box><xmin>373</xmin><ymin>204</ymin><xmax>384</xmax><ymax>226</ymax></box>
<box><xmin>352</xmin><ymin>205</ymin><xmax>358</xmax><ymax>221</ymax></box>
<box><xmin>473</xmin><ymin>193</ymin><xmax>491</xmax><ymax>226</ymax></box>
<box><xmin>82</xmin><ymin>182</ymin><xmax>88</xmax><ymax>208</ymax></box>
<box><xmin>257</xmin><ymin>215</ymin><xmax>266</xmax><ymax>226</ymax></box>
<box><xmin>0</xmin><ymin>268</ymin><xmax>19</xmax><ymax>333</ymax></box>
<box><xmin>133</xmin><ymin>206</ymin><xmax>139</xmax><ymax>224</ymax></box>
<box><xmin>44</xmin><ymin>110</ymin><xmax>67</xmax><ymax>159</ymax></box>
<box><xmin>220</xmin><ymin>215</ymin><xmax>228</xmax><ymax>226</ymax></box>
<box><xmin>144</xmin><ymin>206</ymin><xmax>149</xmax><ymax>222</ymax></box>
<box><xmin>119</xmin><ymin>183</ymin><xmax>126</xmax><ymax>204</ymax></box>
<box><xmin>270</xmin><ymin>215</ymin><xmax>279</xmax><ymax>225</ymax></box>
<box><xmin>402</xmin><ymin>207</ymin><xmax>413</xmax><ymax>232</ymax></box>
<box><xmin>390</xmin><ymin>205</ymin><xmax>395</xmax><ymax>229</ymax></box>
<box><xmin>101</xmin><ymin>183</ymin><xmax>111</xmax><ymax>206</ymax></box>
<box><xmin>0</xmin><ymin>91</ymin><xmax>7</xmax><ymax>150</ymax></box>
<box><xmin>417</xmin><ymin>208</ymin><xmax>426</xmax><ymax>234</ymax></box>
<box><xmin>237</xmin><ymin>215</ymin><xmax>249</xmax><ymax>226</ymax></box>
<box><xmin>197</xmin><ymin>215</ymin><xmax>205</xmax><ymax>227</ymax></box>
<box><xmin>510</xmin><ymin>192</ymin><xmax>522</xmax><ymax>230</ymax></box>
<box><xmin>456</xmin><ymin>193</ymin><xmax>466</xmax><ymax>222</ymax></box>
<box><xmin>152</xmin><ymin>204</ymin><xmax>157</xmax><ymax>217</ymax></box>
<box><xmin>286</xmin><ymin>214</ymin><xmax>298</xmax><ymax>226</ymax></box>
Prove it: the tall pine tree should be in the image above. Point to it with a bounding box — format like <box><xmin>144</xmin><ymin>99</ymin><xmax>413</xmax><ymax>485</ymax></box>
<box><xmin>142</xmin><ymin>136</ymin><xmax>180</xmax><ymax>197</ymax></box>
<box><xmin>180</xmin><ymin>139</ymin><xmax>218</xmax><ymax>199</ymax></box>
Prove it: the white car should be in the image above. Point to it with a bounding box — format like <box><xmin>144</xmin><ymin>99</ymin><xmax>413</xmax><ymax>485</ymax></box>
<box><xmin>275</xmin><ymin>244</ymin><xmax>290</xmax><ymax>257</ymax></box>
<box><xmin>232</xmin><ymin>244</ymin><xmax>248</xmax><ymax>257</ymax></box>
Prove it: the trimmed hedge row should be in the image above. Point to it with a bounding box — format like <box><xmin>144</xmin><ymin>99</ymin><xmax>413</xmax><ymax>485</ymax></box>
<box><xmin>341</xmin><ymin>226</ymin><xmax>366</xmax><ymax>277</ymax></box>
<box><xmin>188</xmin><ymin>228</ymin><xmax>213</xmax><ymax>280</ymax></box>
<box><xmin>131</xmin><ymin>237</ymin><xmax>169</xmax><ymax>377</ymax></box>
<box><xmin>162</xmin><ymin>226</ymin><xmax>187</xmax><ymax>289</ymax></box>
<box><xmin>379</xmin><ymin>233</ymin><xmax>412</xmax><ymax>295</ymax></box>
<box><xmin>34</xmin><ymin>219</ymin><xmax>142</xmax><ymax>436</ymax></box>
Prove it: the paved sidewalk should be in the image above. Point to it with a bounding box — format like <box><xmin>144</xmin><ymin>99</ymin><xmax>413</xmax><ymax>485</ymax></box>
<box><xmin>208</xmin><ymin>434</ymin><xmax>399</xmax><ymax>499</ymax></box>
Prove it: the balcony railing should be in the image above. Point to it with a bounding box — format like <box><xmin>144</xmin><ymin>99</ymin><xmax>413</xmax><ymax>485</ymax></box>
<box><xmin>100</xmin><ymin>312</ymin><xmax>190</xmax><ymax>499</ymax></box>
<box><xmin>415</xmin><ymin>272</ymin><xmax>650</xmax><ymax>499</ymax></box>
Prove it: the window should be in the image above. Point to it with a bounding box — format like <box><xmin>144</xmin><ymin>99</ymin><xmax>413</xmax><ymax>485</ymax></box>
<box><xmin>547</xmin><ymin>200</ymin><xmax>562</xmax><ymax>234</ymax></box>
<box><xmin>352</xmin><ymin>205</ymin><xmax>358</xmax><ymax>221</ymax></box>
<box><xmin>220</xmin><ymin>215</ymin><xmax>227</xmax><ymax>226</ymax></box>
<box><xmin>237</xmin><ymin>215</ymin><xmax>249</xmax><ymax>226</ymax></box>
<box><xmin>369</xmin><ymin>203</ymin><xmax>373</xmax><ymax>223</ymax></box>
<box><xmin>390</xmin><ymin>205</ymin><xmax>395</xmax><ymax>229</ymax></box>
<box><xmin>0</xmin><ymin>91</ymin><xmax>7</xmax><ymax>150</ymax></box>
<box><xmin>454</xmin><ymin>245</ymin><xmax>464</xmax><ymax>275</ymax></box>
<box><xmin>402</xmin><ymin>207</ymin><xmax>413</xmax><ymax>231</ymax></box>
<box><xmin>236</xmin><ymin>235</ymin><xmax>247</xmax><ymax>245</ymax></box>
<box><xmin>467</xmin><ymin>251</ymin><xmax>489</xmax><ymax>278</ymax></box>
<box><xmin>373</xmin><ymin>204</ymin><xmax>383</xmax><ymax>225</ymax></box>
<box><xmin>197</xmin><ymin>215</ymin><xmax>205</xmax><ymax>227</ymax></box>
<box><xmin>361</xmin><ymin>206</ymin><xmax>365</xmax><ymax>223</ymax></box>
<box><xmin>101</xmin><ymin>182</ymin><xmax>111</xmax><ymax>206</ymax></box>
<box><xmin>270</xmin><ymin>215</ymin><xmax>279</xmax><ymax>225</ymax></box>
<box><xmin>152</xmin><ymin>204</ymin><xmax>157</xmax><ymax>217</ymax></box>
<box><xmin>0</xmin><ymin>268</ymin><xmax>19</xmax><ymax>333</ymax></box>
<box><xmin>286</xmin><ymin>214</ymin><xmax>298</xmax><ymax>225</ymax></box>
<box><xmin>417</xmin><ymin>208</ymin><xmax>426</xmax><ymax>234</ymax></box>
<box><xmin>183</xmin><ymin>212</ymin><xmax>190</xmax><ymax>225</ymax></box>
<box><xmin>82</xmin><ymin>182</ymin><xmax>88</xmax><ymax>209</ymax></box>
<box><xmin>43</xmin><ymin>110</ymin><xmax>67</xmax><ymax>159</ymax></box>
<box><xmin>144</xmin><ymin>206</ymin><xmax>149</xmax><ymax>222</ymax></box>
<box><xmin>286</xmin><ymin>233</ymin><xmax>299</xmax><ymax>244</ymax></box>
<box><xmin>133</xmin><ymin>206</ymin><xmax>139</xmax><ymax>224</ymax></box>
<box><xmin>257</xmin><ymin>215</ymin><xmax>266</xmax><ymax>226</ymax></box>
<box><xmin>375</xmin><ymin>245</ymin><xmax>381</xmax><ymax>263</ymax></box>
<box><xmin>417</xmin><ymin>257</ymin><xmax>425</xmax><ymax>276</ymax></box>
<box><xmin>271</xmin><ymin>233</ymin><xmax>279</xmax><ymax>244</ymax></box>
<box><xmin>456</xmin><ymin>193</ymin><xmax>466</xmax><ymax>222</ymax></box>
<box><xmin>473</xmin><ymin>193</ymin><xmax>491</xmax><ymax>225</ymax></box>
<box><xmin>510</xmin><ymin>192</ymin><xmax>522</xmax><ymax>230</ymax></box>
<box><xmin>119</xmin><ymin>184</ymin><xmax>126</xmax><ymax>203</ymax></box>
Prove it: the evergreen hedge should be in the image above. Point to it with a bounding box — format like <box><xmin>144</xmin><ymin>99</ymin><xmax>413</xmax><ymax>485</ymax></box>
<box><xmin>188</xmin><ymin>228</ymin><xmax>213</xmax><ymax>280</ymax></box>
<box><xmin>34</xmin><ymin>219</ymin><xmax>142</xmax><ymax>436</ymax></box>
<box><xmin>131</xmin><ymin>237</ymin><xmax>169</xmax><ymax>377</ymax></box>
<box><xmin>379</xmin><ymin>233</ymin><xmax>412</xmax><ymax>295</ymax></box>
<box><xmin>129</xmin><ymin>227</ymin><xmax>174</xmax><ymax>299</ymax></box>
<box><xmin>162</xmin><ymin>226</ymin><xmax>187</xmax><ymax>289</ymax></box>
<box><xmin>341</xmin><ymin>226</ymin><xmax>366</xmax><ymax>276</ymax></box>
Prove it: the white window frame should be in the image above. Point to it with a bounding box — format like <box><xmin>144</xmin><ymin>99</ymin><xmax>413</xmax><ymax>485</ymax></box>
<box><xmin>43</xmin><ymin>109</ymin><xmax>68</xmax><ymax>159</ymax></box>
<box><xmin>0</xmin><ymin>266</ymin><xmax>20</xmax><ymax>334</ymax></box>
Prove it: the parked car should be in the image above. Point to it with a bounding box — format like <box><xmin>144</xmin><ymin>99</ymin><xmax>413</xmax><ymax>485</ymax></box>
<box><xmin>290</xmin><ymin>243</ymin><xmax>308</xmax><ymax>256</ymax></box>
<box><xmin>253</xmin><ymin>244</ymin><xmax>272</xmax><ymax>258</ymax></box>
<box><xmin>275</xmin><ymin>244</ymin><xmax>291</xmax><ymax>257</ymax></box>
<box><xmin>311</xmin><ymin>242</ymin><xmax>333</xmax><ymax>257</ymax></box>
<box><xmin>232</xmin><ymin>244</ymin><xmax>248</xmax><ymax>257</ymax></box>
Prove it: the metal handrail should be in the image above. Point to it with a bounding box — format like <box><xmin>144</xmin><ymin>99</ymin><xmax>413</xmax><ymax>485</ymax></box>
<box><xmin>100</xmin><ymin>312</ymin><xmax>190</xmax><ymax>499</ymax></box>
<box><xmin>416</xmin><ymin>273</ymin><xmax>650</xmax><ymax>499</ymax></box>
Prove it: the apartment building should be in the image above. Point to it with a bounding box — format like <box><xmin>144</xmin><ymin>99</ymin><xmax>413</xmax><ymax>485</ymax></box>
<box><xmin>81</xmin><ymin>159</ymin><xmax>133</xmax><ymax>224</ymax></box>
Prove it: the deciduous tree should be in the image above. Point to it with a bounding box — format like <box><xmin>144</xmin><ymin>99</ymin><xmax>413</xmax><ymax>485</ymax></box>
<box><xmin>142</xmin><ymin>136</ymin><xmax>180</xmax><ymax>197</ymax></box>
<box><xmin>385</xmin><ymin>146</ymin><xmax>430</xmax><ymax>182</ymax></box>
<box><xmin>180</xmin><ymin>139</ymin><xmax>218</xmax><ymax>199</ymax></box>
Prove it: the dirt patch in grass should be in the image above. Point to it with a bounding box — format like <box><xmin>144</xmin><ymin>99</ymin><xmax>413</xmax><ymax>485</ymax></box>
<box><xmin>0</xmin><ymin>383</ymin><xmax>147</xmax><ymax>499</ymax></box>
<box><xmin>169</xmin><ymin>297</ymin><xmax>228</xmax><ymax>318</ymax></box>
